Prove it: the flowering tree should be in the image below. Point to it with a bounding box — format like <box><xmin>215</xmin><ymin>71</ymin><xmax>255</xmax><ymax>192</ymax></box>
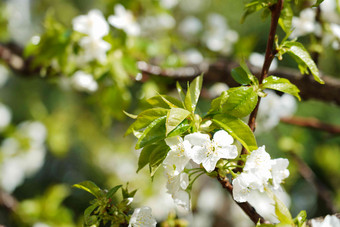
<box><xmin>1</xmin><ymin>0</ymin><xmax>340</xmax><ymax>226</ymax></box>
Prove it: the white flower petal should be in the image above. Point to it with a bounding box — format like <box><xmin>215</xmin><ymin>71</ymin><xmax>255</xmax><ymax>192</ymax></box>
<box><xmin>129</xmin><ymin>206</ymin><xmax>157</xmax><ymax>227</ymax></box>
<box><xmin>172</xmin><ymin>190</ymin><xmax>190</xmax><ymax>210</ymax></box>
<box><xmin>213</xmin><ymin>130</ymin><xmax>233</xmax><ymax>146</ymax></box>
<box><xmin>184</xmin><ymin>132</ymin><xmax>210</xmax><ymax>146</ymax></box>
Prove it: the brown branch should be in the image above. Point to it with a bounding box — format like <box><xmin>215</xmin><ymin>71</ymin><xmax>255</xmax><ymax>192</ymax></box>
<box><xmin>281</xmin><ymin>116</ymin><xmax>340</xmax><ymax>134</ymax></box>
<box><xmin>0</xmin><ymin>190</ymin><xmax>18</xmax><ymax>212</ymax></box>
<box><xmin>217</xmin><ymin>175</ymin><xmax>268</xmax><ymax>224</ymax></box>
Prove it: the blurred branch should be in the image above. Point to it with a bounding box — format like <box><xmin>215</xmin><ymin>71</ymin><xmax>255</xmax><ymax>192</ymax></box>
<box><xmin>289</xmin><ymin>151</ymin><xmax>337</xmax><ymax>213</ymax></box>
<box><xmin>0</xmin><ymin>190</ymin><xmax>18</xmax><ymax>212</ymax></box>
<box><xmin>217</xmin><ymin>175</ymin><xmax>268</xmax><ymax>224</ymax></box>
<box><xmin>281</xmin><ymin>116</ymin><xmax>340</xmax><ymax>134</ymax></box>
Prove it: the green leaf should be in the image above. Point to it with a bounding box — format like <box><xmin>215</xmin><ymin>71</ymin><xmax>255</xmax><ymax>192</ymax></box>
<box><xmin>208</xmin><ymin>91</ymin><xmax>229</xmax><ymax>114</ymax></box>
<box><xmin>167</xmin><ymin>122</ymin><xmax>191</xmax><ymax>137</ymax></box>
<box><xmin>262</xmin><ymin>76</ymin><xmax>301</xmax><ymax>100</ymax></box>
<box><xmin>265</xmin><ymin>188</ymin><xmax>294</xmax><ymax>225</ymax></box>
<box><xmin>137</xmin><ymin>144</ymin><xmax>161</xmax><ymax>172</ymax></box>
<box><xmin>293</xmin><ymin>210</ymin><xmax>307</xmax><ymax>227</ymax></box>
<box><xmin>106</xmin><ymin>185</ymin><xmax>122</xmax><ymax>199</ymax></box>
<box><xmin>149</xmin><ymin>141</ymin><xmax>170</xmax><ymax>176</ymax></box>
<box><xmin>84</xmin><ymin>204</ymin><xmax>99</xmax><ymax>226</ymax></box>
<box><xmin>73</xmin><ymin>181</ymin><xmax>102</xmax><ymax>199</ymax></box>
<box><xmin>213</xmin><ymin>114</ymin><xmax>257</xmax><ymax>152</ymax></box>
<box><xmin>281</xmin><ymin>41</ymin><xmax>324</xmax><ymax>84</ymax></box>
<box><xmin>146</xmin><ymin>95</ymin><xmax>183</xmax><ymax>109</ymax></box>
<box><xmin>222</xmin><ymin>86</ymin><xmax>258</xmax><ymax>118</ymax></box>
<box><xmin>312</xmin><ymin>0</ymin><xmax>324</xmax><ymax>7</ymax></box>
<box><xmin>231</xmin><ymin>67</ymin><xmax>252</xmax><ymax>85</ymax></box>
<box><xmin>279</xmin><ymin>2</ymin><xmax>293</xmax><ymax>33</ymax></box>
<box><xmin>184</xmin><ymin>74</ymin><xmax>203</xmax><ymax>112</ymax></box>
<box><xmin>242</xmin><ymin>1</ymin><xmax>268</xmax><ymax>23</ymax></box>
<box><xmin>166</xmin><ymin>108</ymin><xmax>191</xmax><ymax>135</ymax></box>
<box><xmin>135</xmin><ymin>116</ymin><xmax>166</xmax><ymax>149</ymax></box>
<box><xmin>125</xmin><ymin>108</ymin><xmax>168</xmax><ymax>136</ymax></box>
<box><xmin>123</xmin><ymin>111</ymin><xmax>137</xmax><ymax>119</ymax></box>
<box><xmin>176</xmin><ymin>82</ymin><xmax>186</xmax><ymax>104</ymax></box>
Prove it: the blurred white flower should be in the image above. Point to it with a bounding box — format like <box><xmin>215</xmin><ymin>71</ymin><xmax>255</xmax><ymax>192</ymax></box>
<box><xmin>249</xmin><ymin>52</ymin><xmax>278</xmax><ymax>71</ymax></box>
<box><xmin>257</xmin><ymin>90</ymin><xmax>296</xmax><ymax>133</ymax></box>
<box><xmin>73</xmin><ymin>9</ymin><xmax>109</xmax><ymax>39</ymax></box>
<box><xmin>160</xmin><ymin>0</ymin><xmax>179</xmax><ymax>9</ymax></box>
<box><xmin>311</xmin><ymin>214</ymin><xmax>340</xmax><ymax>227</ymax></box>
<box><xmin>0</xmin><ymin>65</ymin><xmax>9</xmax><ymax>88</ymax></box>
<box><xmin>203</xmin><ymin>13</ymin><xmax>238</xmax><ymax>54</ymax></box>
<box><xmin>0</xmin><ymin>103</ymin><xmax>12</xmax><ymax>131</ymax></box>
<box><xmin>33</xmin><ymin>222</ymin><xmax>51</xmax><ymax>227</ymax></box>
<box><xmin>320</xmin><ymin>0</ymin><xmax>339</xmax><ymax>22</ymax></box>
<box><xmin>172</xmin><ymin>189</ymin><xmax>190</xmax><ymax>210</ymax></box>
<box><xmin>290</xmin><ymin>8</ymin><xmax>317</xmax><ymax>38</ymax></box>
<box><xmin>140</xmin><ymin>13</ymin><xmax>175</xmax><ymax>34</ymax></box>
<box><xmin>181</xmin><ymin>49</ymin><xmax>204</xmax><ymax>65</ymax></box>
<box><xmin>163</xmin><ymin>136</ymin><xmax>191</xmax><ymax>176</ymax></box>
<box><xmin>208</xmin><ymin>83</ymin><xmax>229</xmax><ymax>98</ymax></box>
<box><xmin>108</xmin><ymin>4</ymin><xmax>140</xmax><ymax>36</ymax></box>
<box><xmin>71</xmin><ymin>71</ymin><xmax>98</xmax><ymax>93</ymax></box>
<box><xmin>0</xmin><ymin>121</ymin><xmax>47</xmax><ymax>192</ymax></box>
<box><xmin>184</xmin><ymin>130</ymin><xmax>238</xmax><ymax>172</ymax></box>
<box><xmin>179</xmin><ymin>0</ymin><xmax>207</xmax><ymax>12</ymax></box>
<box><xmin>178</xmin><ymin>16</ymin><xmax>202</xmax><ymax>37</ymax></box>
<box><xmin>79</xmin><ymin>36</ymin><xmax>111</xmax><ymax>63</ymax></box>
<box><xmin>165</xmin><ymin>171</ymin><xmax>190</xmax><ymax>210</ymax></box>
<box><xmin>233</xmin><ymin>172</ymin><xmax>263</xmax><ymax>202</ymax></box>
<box><xmin>129</xmin><ymin>206</ymin><xmax>157</xmax><ymax>227</ymax></box>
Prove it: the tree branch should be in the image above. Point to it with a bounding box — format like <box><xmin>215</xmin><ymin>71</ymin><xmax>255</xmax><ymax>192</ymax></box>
<box><xmin>281</xmin><ymin>116</ymin><xmax>340</xmax><ymax>134</ymax></box>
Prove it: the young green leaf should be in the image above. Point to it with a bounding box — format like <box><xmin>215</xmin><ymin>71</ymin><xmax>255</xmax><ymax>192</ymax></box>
<box><xmin>262</xmin><ymin>76</ymin><xmax>301</xmax><ymax>100</ymax></box>
<box><xmin>146</xmin><ymin>95</ymin><xmax>183</xmax><ymax>109</ymax></box>
<box><xmin>279</xmin><ymin>1</ymin><xmax>293</xmax><ymax>34</ymax></box>
<box><xmin>125</xmin><ymin>108</ymin><xmax>168</xmax><ymax>136</ymax></box>
<box><xmin>222</xmin><ymin>86</ymin><xmax>258</xmax><ymax>118</ymax></box>
<box><xmin>149</xmin><ymin>141</ymin><xmax>170</xmax><ymax>176</ymax></box>
<box><xmin>208</xmin><ymin>91</ymin><xmax>229</xmax><ymax>114</ymax></box>
<box><xmin>293</xmin><ymin>210</ymin><xmax>307</xmax><ymax>227</ymax></box>
<box><xmin>281</xmin><ymin>41</ymin><xmax>324</xmax><ymax>84</ymax></box>
<box><xmin>176</xmin><ymin>81</ymin><xmax>186</xmax><ymax>104</ymax></box>
<box><xmin>167</xmin><ymin>121</ymin><xmax>191</xmax><ymax>137</ymax></box>
<box><xmin>137</xmin><ymin>143</ymin><xmax>165</xmax><ymax>172</ymax></box>
<box><xmin>213</xmin><ymin>114</ymin><xmax>257</xmax><ymax>152</ymax></box>
<box><xmin>265</xmin><ymin>188</ymin><xmax>294</xmax><ymax>225</ymax></box>
<box><xmin>184</xmin><ymin>74</ymin><xmax>203</xmax><ymax>113</ymax></box>
<box><xmin>84</xmin><ymin>204</ymin><xmax>99</xmax><ymax>226</ymax></box>
<box><xmin>73</xmin><ymin>181</ymin><xmax>102</xmax><ymax>199</ymax></box>
<box><xmin>231</xmin><ymin>66</ymin><xmax>252</xmax><ymax>85</ymax></box>
<box><xmin>166</xmin><ymin>108</ymin><xmax>191</xmax><ymax>135</ymax></box>
<box><xmin>135</xmin><ymin>116</ymin><xmax>167</xmax><ymax>149</ymax></box>
<box><xmin>106</xmin><ymin>185</ymin><xmax>122</xmax><ymax>199</ymax></box>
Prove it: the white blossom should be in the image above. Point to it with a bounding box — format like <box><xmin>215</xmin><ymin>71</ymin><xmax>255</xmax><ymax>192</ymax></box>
<box><xmin>184</xmin><ymin>130</ymin><xmax>238</xmax><ymax>172</ymax></box>
<box><xmin>208</xmin><ymin>83</ymin><xmax>229</xmax><ymax>98</ymax></box>
<box><xmin>163</xmin><ymin>136</ymin><xmax>191</xmax><ymax>176</ymax></box>
<box><xmin>72</xmin><ymin>9</ymin><xmax>109</xmax><ymax>39</ymax></box>
<box><xmin>243</xmin><ymin>146</ymin><xmax>272</xmax><ymax>186</ymax></box>
<box><xmin>79</xmin><ymin>36</ymin><xmax>111</xmax><ymax>63</ymax></box>
<box><xmin>108</xmin><ymin>4</ymin><xmax>140</xmax><ymax>36</ymax></box>
<box><xmin>129</xmin><ymin>206</ymin><xmax>157</xmax><ymax>227</ymax></box>
<box><xmin>181</xmin><ymin>49</ymin><xmax>204</xmax><ymax>65</ymax></box>
<box><xmin>165</xmin><ymin>171</ymin><xmax>190</xmax><ymax>210</ymax></box>
<box><xmin>0</xmin><ymin>65</ymin><xmax>9</xmax><ymax>88</ymax></box>
<box><xmin>311</xmin><ymin>214</ymin><xmax>340</xmax><ymax>227</ymax></box>
<box><xmin>70</xmin><ymin>71</ymin><xmax>98</xmax><ymax>93</ymax></box>
<box><xmin>178</xmin><ymin>16</ymin><xmax>202</xmax><ymax>37</ymax></box>
<box><xmin>232</xmin><ymin>172</ymin><xmax>263</xmax><ymax>203</ymax></box>
<box><xmin>290</xmin><ymin>8</ymin><xmax>317</xmax><ymax>38</ymax></box>
<box><xmin>0</xmin><ymin>103</ymin><xmax>11</xmax><ymax>131</ymax></box>
<box><xmin>270</xmin><ymin>159</ymin><xmax>290</xmax><ymax>190</ymax></box>
<box><xmin>172</xmin><ymin>189</ymin><xmax>190</xmax><ymax>210</ymax></box>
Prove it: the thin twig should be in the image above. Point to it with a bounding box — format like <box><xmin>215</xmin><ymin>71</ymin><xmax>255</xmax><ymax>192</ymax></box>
<box><xmin>289</xmin><ymin>151</ymin><xmax>337</xmax><ymax>213</ymax></box>
<box><xmin>281</xmin><ymin>116</ymin><xmax>340</xmax><ymax>134</ymax></box>
<box><xmin>0</xmin><ymin>190</ymin><xmax>18</xmax><ymax>212</ymax></box>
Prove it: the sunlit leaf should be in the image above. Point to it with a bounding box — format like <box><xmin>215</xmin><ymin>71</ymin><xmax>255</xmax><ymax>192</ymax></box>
<box><xmin>135</xmin><ymin>116</ymin><xmax>166</xmax><ymax>149</ymax></box>
<box><xmin>149</xmin><ymin>141</ymin><xmax>170</xmax><ymax>176</ymax></box>
<box><xmin>73</xmin><ymin>181</ymin><xmax>102</xmax><ymax>199</ymax></box>
<box><xmin>166</xmin><ymin>108</ymin><xmax>191</xmax><ymax>135</ymax></box>
<box><xmin>231</xmin><ymin>67</ymin><xmax>252</xmax><ymax>85</ymax></box>
<box><xmin>106</xmin><ymin>185</ymin><xmax>122</xmax><ymax>199</ymax></box>
<box><xmin>184</xmin><ymin>74</ymin><xmax>203</xmax><ymax>112</ymax></box>
<box><xmin>262</xmin><ymin>76</ymin><xmax>301</xmax><ymax>100</ymax></box>
<box><xmin>146</xmin><ymin>95</ymin><xmax>183</xmax><ymax>109</ymax></box>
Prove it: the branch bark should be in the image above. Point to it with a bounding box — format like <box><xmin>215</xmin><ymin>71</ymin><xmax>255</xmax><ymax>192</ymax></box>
<box><xmin>281</xmin><ymin>116</ymin><xmax>340</xmax><ymax>134</ymax></box>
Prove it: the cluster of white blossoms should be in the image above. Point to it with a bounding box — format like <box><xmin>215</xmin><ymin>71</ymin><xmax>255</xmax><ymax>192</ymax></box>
<box><xmin>0</xmin><ymin>102</ymin><xmax>12</xmax><ymax>131</ymax></box>
<box><xmin>162</xmin><ymin>130</ymin><xmax>238</xmax><ymax>209</ymax></box>
<box><xmin>311</xmin><ymin>214</ymin><xmax>340</xmax><ymax>227</ymax></box>
<box><xmin>72</xmin><ymin>9</ymin><xmax>111</xmax><ymax>63</ymax></box>
<box><xmin>232</xmin><ymin>146</ymin><xmax>290</xmax><ymax>203</ymax></box>
<box><xmin>0</xmin><ymin>121</ymin><xmax>47</xmax><ymax>192</ymax></box>
<box><xmin>109</xmin><ymin>4</ymin><xmax>140</xmax><ymax>36</ymax></box>
<box><xmin>128</xmin><ymin>206</ymin><xmax>157</xmax><ymax>227</ymax></box>
<box><xmin>290</xmin><ymin>8</ymin><xmax>319</xmax><ymax>39</ymax></box>
<box><xmin>70</xmin><ymin>70</ymin><xmax>98</xmax><ymax>93</ymax></box>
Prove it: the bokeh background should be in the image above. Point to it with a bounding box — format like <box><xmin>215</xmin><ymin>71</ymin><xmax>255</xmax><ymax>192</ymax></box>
<box><xmin>0</xmin><ymin>0</ymin><xmax>340</xmax><ymax>226</ymax></box>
